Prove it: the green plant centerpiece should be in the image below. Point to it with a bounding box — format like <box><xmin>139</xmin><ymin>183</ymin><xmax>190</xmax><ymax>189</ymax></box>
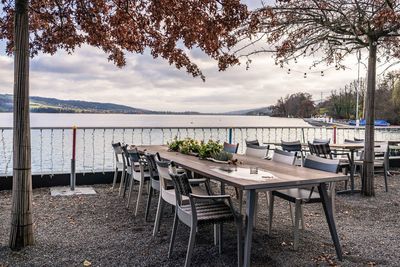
<box><xmin>168</xmin><ymin>137</ymin><xmax>184</xmax><ymax>152</ymax></box>
<box><xmin>168</xmin><ymin>137</ymin><xmax>201</xmax><ymax>155</ymax></box>
<box><xmin>210</xmin><ymin>150</ymin><xmax>233</xmax><ymax>162</ymax></box>
<box><xmin>179</xmin><ymin>138</ymin><xmax>201</xmax><ymax>155</ymax></box>
<box><xmin>198</xmin><ymin>140</ymin><xmax>223</xmax><ymax>159</ymax></box>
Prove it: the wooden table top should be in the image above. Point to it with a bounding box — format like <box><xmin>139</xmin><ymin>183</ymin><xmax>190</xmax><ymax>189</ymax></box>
<box><xmin>270</xmin><ymin>142</ymin><xmax>370</xmax><ymax>150</ymax></box>
<box><xmin>139</xmin><ymin>145</ymin><xmax>348</xmax><ymax>191</ymax></box>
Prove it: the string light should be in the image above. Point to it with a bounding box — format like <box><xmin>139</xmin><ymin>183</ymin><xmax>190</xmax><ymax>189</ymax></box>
<box><xmin>304</xmin><ymin>73</ymin><xmax>307</xmax><ymax>78</ymax></box>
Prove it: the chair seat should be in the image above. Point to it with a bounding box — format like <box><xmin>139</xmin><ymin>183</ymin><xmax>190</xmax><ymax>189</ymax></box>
<box><xmin>353</xmin><ymin>159</ymin><xmax>385</xmax><ymax>167</ymax></box>
<box><xmin>272</xmin><ymin>188</ymin><xmax>321</xmax><ymax>204</ymax></box>
<box><xmin>180</xmin><ymin>201</ymin><xmax>235</xmax><ymax>225</ymax></box>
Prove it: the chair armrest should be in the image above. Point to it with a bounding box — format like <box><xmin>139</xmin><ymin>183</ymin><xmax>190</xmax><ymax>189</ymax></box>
<box><xmin>189</xmin><ymin>193</ymin><xmax>231</xmax><ymax>200</ymax></box>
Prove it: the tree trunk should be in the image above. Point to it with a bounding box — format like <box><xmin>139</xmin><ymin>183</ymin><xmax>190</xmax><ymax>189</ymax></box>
<box><xmin>362</xmin><ymin>41</ymin><xmax>377</xmax><ymax>197</ymax></box>
<box><xmin>9</xmin><ymin>0</ymin><xmax>34</xmax><ymax>249</ymax></box>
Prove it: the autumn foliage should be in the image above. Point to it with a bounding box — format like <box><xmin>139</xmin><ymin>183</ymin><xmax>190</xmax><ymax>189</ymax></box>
<box><xmin>0</xmin><ymin>0</ymin><xmax>247</xmax><ymax>80</ymax></box>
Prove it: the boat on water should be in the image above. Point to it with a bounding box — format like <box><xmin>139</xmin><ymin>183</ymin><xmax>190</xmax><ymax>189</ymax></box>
<box><xmin>348</xmin><ymin>119</ymin><xmax>390</xmax><ymax>126</ymax></box>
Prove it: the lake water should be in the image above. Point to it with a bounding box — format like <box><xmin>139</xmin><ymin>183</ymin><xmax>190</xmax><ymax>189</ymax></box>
<box><xmin>0</xmin><ymin>113</ymin><xmax>310</xmax><ymax>128</ymax></box>
<box><xmin>0</xmin><ymin>113</ymin><xmax>398</xmax><ymax>176</ymax></box>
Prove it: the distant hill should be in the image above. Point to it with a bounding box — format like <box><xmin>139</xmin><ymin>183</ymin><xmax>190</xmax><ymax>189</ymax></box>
<box><xmin>0</xmin><ymin>94</ymin><xmax>272</xmax><ymax>115</ymax></box>
<box><xmin>0</xmin><ymin>94</ymin><xmax>154</xmax><ymax>114</ymax></box>
<box><xmin>224</xmin><ymin>106</ymin><xmax>273</xmax><ymax>116</ymax></box>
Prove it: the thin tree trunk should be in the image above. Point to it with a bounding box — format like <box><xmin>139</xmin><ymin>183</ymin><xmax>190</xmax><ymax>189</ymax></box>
<box><xmin>9</xmin><ymin>0</ymin><xmax>34</xmax><ymax>249</ymax></box>
<box><xmin>362</xmin><ymin>41</ymin><xmax>377</xmax><ymax>197</ymax></box>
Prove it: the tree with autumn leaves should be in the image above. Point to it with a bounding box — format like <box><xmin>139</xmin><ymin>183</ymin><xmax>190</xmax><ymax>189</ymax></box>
<box><xmin>0</xmin><ymin>0</ymin><xmax>247</xmax><ymax>249</ymax></box>
<box><xmin>220</xmin><ymin>0</ymin><xmax>400</xmax><ymax>197</ymax></box>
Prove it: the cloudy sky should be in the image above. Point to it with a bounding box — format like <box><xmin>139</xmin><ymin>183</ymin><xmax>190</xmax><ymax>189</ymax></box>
<box><xmin>0</xmin><ymin>1</ymin><xmax>390</xmax><ymax>113</ymax></box>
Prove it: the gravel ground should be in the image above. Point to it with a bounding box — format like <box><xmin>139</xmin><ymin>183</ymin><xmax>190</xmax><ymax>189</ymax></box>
<box><xmin>0</xmin><ymin>173</ymin><xmax>399</xmax><ymax>267</ymax></box>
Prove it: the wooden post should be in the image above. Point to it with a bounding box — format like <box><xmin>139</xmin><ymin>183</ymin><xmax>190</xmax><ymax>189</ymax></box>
<box><xmin>9</xmin><ymin>0</ymin><xmax>34</xmax><ymax>249</ymax></box>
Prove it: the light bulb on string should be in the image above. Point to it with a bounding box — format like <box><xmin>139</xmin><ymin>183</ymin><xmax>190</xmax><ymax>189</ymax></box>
<box><xmin>304</xmin><ymin>73</ymin><xmax>307</xmax><ymax>78</ymax></box>
<box><xmin>287</xmin><ymin>69</ymin><xmax>291</xmax><ymax>74</ymax></box>
<box><xmin>321</xmin><ymin>71</ymin><xmax>324</xmax><ymax>77</ymax></box>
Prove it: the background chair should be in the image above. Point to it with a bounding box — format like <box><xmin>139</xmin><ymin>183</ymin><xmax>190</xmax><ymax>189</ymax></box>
<box><xmin>245</xmin><ymin>139</ymin><xmax>259</xmax><ymax>146</ymax></box>
<box><xmin>281</xmin><ymin>140</ymin><xmax>304</xmax><ymax>166</ymax></box>
<box><xmin>344</xmin><ymin>139</ymin><xmax>363</xmax><ymax>143</ymax></box>
<box><xmin>353</xmin><ymin>141</ymin><xmax>389</xmax><ymax>192</ymax></box>
<box><xmin>245</xmin><ymin>144</ymin><xmax>270</xmax><ymax>159</ymax></box>
<box><xmin>268</xmin><ymin>155</ymin><xmax>339</xmax><ymax>250</ymax></box>
<box><xmin>272</xmin><ymin>149</ymin><xmax>296</xmax><ymax>165</ymax></box>
<box><xmin>168</xmin><ymin>172</ymin><xmax>243</xmax><ymax>267</ymax></box>
<box><xmin>313</xmin><ymin>138</ymin><xmax>330</xmax><ymax>144</ymax></box>
<box><xmin>223</xmin><ymin>142</ymin><xmax>239</xmax><ymax>154</ymax></box>
<box><xmin>111</xmin><ymin>142</ymin><xmax>126</xmax><ymax>190</ymax></box>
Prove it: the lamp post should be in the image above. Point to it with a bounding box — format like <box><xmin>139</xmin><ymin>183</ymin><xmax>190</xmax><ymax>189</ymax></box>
<box><xmin>356</xmin><ymin>50</ymin><xmax>361</xmax><ymax>127</ymax></box>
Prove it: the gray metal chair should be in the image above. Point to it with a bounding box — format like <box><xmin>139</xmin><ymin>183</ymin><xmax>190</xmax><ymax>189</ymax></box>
<box><xmin>268</xmin><ymin>155</ymin><xmax>339</xmax><ymax>250</ymax></box>
<box><xmin>245</xmin><ymin>144</ymin><xmax>270</xmax><ymax>159</ymax></box>
<box><xmin>153</xmin><ymin>154</ymin><xmax>210</xmax><ymax>236</ymax></box>
<box><xmin>272</xmin><ymin>149</ymin><xmax>296</xmax><ymax>165</ymax></box>
<box><xmin>144</xmin><ymin>153</ymin><xmax>160</xmax><ymax>221</ymax></box>
<box><xmin>281</xmin><ymin>140</ymin><xmax>304</xmax><ymax>166</ymax></box>
<box><xmin>223</xmin><ymin>142</ymin><xmax>239</xmax><ymax>154</ymax></box>
<box><xmin>168</xmin><ymin>171</ymin><xmax>243</xmax><ymax>267</ymax></box>
<box><xmin>111</xmin><ymin>142</ymin><xmax>126</xmax><ymax>191</ymax></box>
<box><xmin>353</xmin><ymin>141</ymin><xmax>389</xmax><ymax>192</ymax></box>
<box><xmin>126</xmin><ymin>148</ymin><xmax>151</xmax><ymax>215</ymax></box>
<box><xmin>313</xmin><ymin>138</ymin><xmax>331</xmax><ymax>144</ymax></box>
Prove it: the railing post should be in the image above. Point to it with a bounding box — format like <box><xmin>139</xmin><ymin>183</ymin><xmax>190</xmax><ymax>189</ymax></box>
<box><xmin>333</xmin><ymin>126</ymin><xmax>337</xmax><ymax>144</ymax></box>
<box><xmin>229</xmin><ymin>128</ymin><xmax>233</xmax><ymax>144</ymax></box>
<box><xmin>71</xmin><ymin>126</ymin><xmax>77</xmax><ymax>191</ymax></box>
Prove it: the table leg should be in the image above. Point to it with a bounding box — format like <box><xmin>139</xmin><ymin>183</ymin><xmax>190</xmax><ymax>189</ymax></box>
<box><xmin>318</xmin><ymin>183</ymin><xmax>343</xmax><ymax>261</ymax></box>
<box><xmin>215</xmin><ymin>182</ymin><xmax>226</xmax><ymax>246</ymax></box>
<box><xmin>350</xmin><ymin>149</ymin><xmax>355</xmax><ymax>192</ymax></box>
<box><xmin>244</xmin><ymin>189</ymin><xmax>256</xmax><ymax>267</ymax></box>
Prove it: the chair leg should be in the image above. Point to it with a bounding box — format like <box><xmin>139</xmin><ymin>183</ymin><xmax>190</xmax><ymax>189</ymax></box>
<box><xmin>112</xmin><ymin>167</ymin><xmax>118</xmax><ymax>189</ymax></box>
<box><xmin>293</xmin><ymin>199</ymin><xmax>301</xmax><ymax>250</ymax></box>
<box><xmin>184</xmin><ymin>225</ymin><xmax>197</xmax><ymax>267</ymax></box>
<box><xmin>122</xmin><ymin>172</ymin><xmax>129</xmax><ymax>198</ymax></box>
<box><xmin>135</xmin><ymin>180</ymin><xmax>144</xmax><ymax>216</ymax></box>
<box><xmin>126</xmin><ymin>174</ymin><xmax>135</xmax><ymax>209</ymax></box>
<box><xmin>268</xmin><ymin>194</ymin><xmax>274</xmax><ymax>234</ymax></box>
<box><xmin>168</xmin><ymin>212</ymin><xmax>179</xmax><ymax>258</ymax></box>
<box><xmin>153</xmin><ymin>194</ymin><xmax>165</xmax><ymax>236</ymax></box>
<box><xmin>300</xmin><ymin>205</ymin><xmax>305</xmax><ymax>230</ymax></box>
<box><xmin>118</xmin><ymin>167</ymin><xmax>126</xmax><ymax>196</ymax></box>
<box><xmin>236</xmin><ymin>220</ymin><xmax>243</xmax><ymax>267</ymax></box>
<box><xmin>384</xmin><ymin>168</ymin><xmax>388</xmax><ymax>192</ymax></box>
<box><xmin>218</xmin><ymin>223</ymin><xmax>223</xmax><ymax>254</ymax></box>
<box><xmin>145</xmin><ymin>187</ymin><xmax>154</xmax><ymax>222</ymax></box>
<box><xmin>253</xmin><ymin>192</ymin><xmax>259</xmax><ymax>228</ymax></box>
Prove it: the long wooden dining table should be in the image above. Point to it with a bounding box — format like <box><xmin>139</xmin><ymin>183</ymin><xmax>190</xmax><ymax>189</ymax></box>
<box><xmin>139</xmin><ymin>145</ymin><xmax>348</xmax><ymax>267</ymax></box>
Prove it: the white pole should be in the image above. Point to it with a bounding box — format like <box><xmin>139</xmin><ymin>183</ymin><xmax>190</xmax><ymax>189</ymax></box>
<box><xmin>356</xmin><ymin>50</ymin><xmax>361</xmax><ymax>127</ymax></box>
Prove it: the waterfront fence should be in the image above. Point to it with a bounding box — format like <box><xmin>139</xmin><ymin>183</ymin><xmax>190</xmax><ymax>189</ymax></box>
<box><xmin>1</xmin><ymin>126</ymin><xmax>400</xmax><ymax>176</ymax></box>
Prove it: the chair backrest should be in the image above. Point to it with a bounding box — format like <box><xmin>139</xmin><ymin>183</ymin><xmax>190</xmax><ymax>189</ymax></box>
<box><xmin>308</xmin><ymin>142</ymin><xmax>332</xmax><ymax>159</ymax></box>
<box><xmin>169</xmin><ymin>171</ymin><xmax>192</xmax><ymax>206</ymax></box>
<box><xmin>281</xmin><ymin>140</ymin><xmax>302</xmax><ymax>152</ymax></box>
<box><xmin>223</xmin><ymin>142</ymin><xmax>239</xmax><ymax>154</ymax></box>
<box><xmin>313</xmin><ymin>138</ymin><xmax>330</xmax><ymax>144</ymax></box>
<box><xmin>245</xmin><ymin>144</ymin><xmax>269</xmax><ymax>158</ymax></box>
<box><xmin>246</xmin><ymin>140</ymin><xmax>259</xmax><ymax>146</ymax></box>
<box><xmin>354</xmin><ymin>137</ymin><xmax>364</xmax><ymax>142</ymax></box>
<box><xmin>127</xmin><ymin>147</ymin><xmax>141</xmax><ymax>164</ymax></box>
<box><xmin>145</xmin><ymin>153</ymin><xmax>158</xmax><ymax>180</ymax></box>
<box><xmin>155</xmin><ymin>156</ymin><xmax>172</xmax><ymax>191</ymax></box>
<box><xmin>304</xmin><ymin>154</ymin><xmax>339</xmax><ymax>173</ymax></box>
<box><xmin>112</xmin><ymin>142</ymin><xmax>124</xmax><ymax>163</ymax></box>
<box><xmin>272</xmin><ymin>149</ymin><xmax>296</xmax><ymax>165</ymax></box>
<box><xmin>121</xmin><ymin>144</ymin><xmax>131</xmax><ymax>167</ymax></box>
<box><xmin>344</xmin><ymin>139</ymin><xmax>363</xmax><ymax>143</ymax></box>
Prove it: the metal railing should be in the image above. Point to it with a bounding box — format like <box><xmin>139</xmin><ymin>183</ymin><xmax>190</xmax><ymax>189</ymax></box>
<box><xmin>1</xmin><ymin>126</ymin><xmax>400</xmax><ymax>177</ymax></box>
